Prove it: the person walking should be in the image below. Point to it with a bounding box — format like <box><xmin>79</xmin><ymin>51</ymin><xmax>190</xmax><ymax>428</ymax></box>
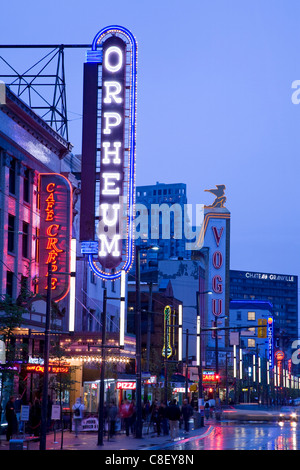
<box><xmin>120</xmin><ymin>400</ymin><xmax>132</xmax><ymax>436</ymax></box>
<box><xmin>72</xmin><ymin>397</ymin><xmax>85</xmax><ymax>437</ymax></box>
<box><xmin>29</xmin><ymin>398</ymin><xmax>41</xmax><ymax>437</ymax></box>
<box><xmin>166</xmin><ymin>399</ymin><xmax>180</xmax><ymax>440</ymax></box>
<box><xmin>108</xmin><ymin>401</ymin><xmax>118</xmax><ymax>439</ymax></box>
<box><xmin>181</xmin><ymin>398</ymin><xmax>193</xmax><ymax>433</ymax></box>
<box><xmin>5</xmin><ymin>396</ymin><xmax>18</xmax><ymax>441</ymax></box>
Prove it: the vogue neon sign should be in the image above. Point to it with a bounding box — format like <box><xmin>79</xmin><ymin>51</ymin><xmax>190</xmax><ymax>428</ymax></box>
<box><xmin>38</xmin><ymin>173</ymin><xmax>72</xmax><ymax>301</ymax></box>
<box><xmin>80</xmin><ymin>25</ymin><xmax>137</xmax><ymax>280</ymax></box>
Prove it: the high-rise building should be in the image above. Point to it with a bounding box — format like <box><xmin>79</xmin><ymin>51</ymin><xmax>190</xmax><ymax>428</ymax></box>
<box><xmin>134</xmin><ymin>182</ymin><xmax>190</xmax><ymax>281</ymax></box>
<box><xmin>230</xmin><ymin>270</ymin><xmax>298</xmax><ymax>355</ymax></box>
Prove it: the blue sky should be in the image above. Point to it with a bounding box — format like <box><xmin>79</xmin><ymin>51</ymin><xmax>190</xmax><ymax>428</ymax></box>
<box><xmin>1</xmin><ymin>0</ymin><xmax>300</xmax><ymax>284</ymax></box>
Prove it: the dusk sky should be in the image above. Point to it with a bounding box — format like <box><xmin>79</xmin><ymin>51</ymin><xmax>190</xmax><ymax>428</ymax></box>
<box><xmin>1</xmin><ymin>0</ymin><xmax>299</xmax><ymax>290</ymax></box>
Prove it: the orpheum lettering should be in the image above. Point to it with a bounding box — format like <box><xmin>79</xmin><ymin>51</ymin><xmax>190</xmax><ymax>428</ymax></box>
<box><xmin>38</xmin><ymin>173</ymin><xmax>72</xmax><ymax>301</ymax></box>
<box><xmin>80</xmin><ymin>26</ymin><xmax>137</xmax><ymax>280</ymax></box>
<box><xmin>97</xmin><ymin>36</ymin><xmax>126</xmax><ymax>270</ymax></box>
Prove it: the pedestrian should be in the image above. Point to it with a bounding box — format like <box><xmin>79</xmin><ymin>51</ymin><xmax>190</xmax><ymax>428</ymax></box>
<box><xmin>5</xmin><ymin>396</ymin><xmax>18</xmax><ymax>441</ymax></box>
<box><xmin>29</xmin><ymin>398</ymin><xmax>41</xmax><ymax>437</ymax></box>
<box><xmin>72</xmin><ymin>397</ymin><xmax>85</xmax><ymax>437</ymax></box>
<box><xmin>130</xmin><ymin>400</ymin><xmax>136</xmax><ymax>434</ymax></box>
<box><xmin>204</xmin><ymin>401</ymin><xmax>210</xmax><ymax>420</ymax></box>
<box><xmin>108</xmin><ymin>401</ymin><xmax>118</xmax><ymax>438</ymax></box>
<box><xmin>159</xmin><ymin>402</ymin><xmax>169</xmax><ymax>436</ymax></box>
<box><xmin>181</xmin><ymin>399</ymin><xmax>193</xmax><ymax>433</ymax></box>
<box><xmin>120</xmin><ymin>400</ymin><xmax>132</xmax><ymax>436</ymax></box>
<box><xmin>166</xmin><ymin>399</ymin><xmax>180</xmax><ymax>440</ymax></box>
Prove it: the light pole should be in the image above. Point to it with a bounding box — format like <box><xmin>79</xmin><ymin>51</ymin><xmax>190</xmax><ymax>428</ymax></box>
<box><xmin>195</xmin><ymin>290</ymin><xmax>212</xmax><ymax>402</ymax></box>
<box><xmin>40</xmin><ymin>263</ymin><xmax>52</xmax><ymax>451</ymax></box>
<box><xmin>135</xmin><ymin>244</ymin><xmax>159</xmax><ymax>439</ymax></box>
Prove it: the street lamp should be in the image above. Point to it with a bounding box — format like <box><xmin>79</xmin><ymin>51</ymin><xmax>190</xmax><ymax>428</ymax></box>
<box><xmin>135</xmin><ymin>244</ymin><xmax>159</xmax><ymax>439</ymax></box>
<box><xmin>196</xmin><ymin>290</ymin><xmax>212</xmax><ymax>403</ymax></box>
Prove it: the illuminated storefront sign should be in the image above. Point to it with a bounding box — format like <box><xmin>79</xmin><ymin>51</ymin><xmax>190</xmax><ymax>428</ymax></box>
<box><xmin>80</xmin><ymin>25</ymin><xmax>137</xmax><ymax>280</ymax></box>
<box><xmin>268</xmin><ymin>317</ymin><xmax>274</xmax><ymax>368</ymax></box>
<box><xmin>25</xmin><ymin>364</ymin><xmax>70</xmax><ymax>374</ymax></box>
<box><xmin>202</xmin><ymin>370</ymin><xmax>219</xmax><ymax>382</ymax></box>
<box><xmin>38</xmin><ymin>173</ymin><xmax>72</xmax><ymax>301</ymax></box>
<box><xmin>116</xmin><ymin>381</ymin><xmax>136</xmax><ymax>390</ymax></box>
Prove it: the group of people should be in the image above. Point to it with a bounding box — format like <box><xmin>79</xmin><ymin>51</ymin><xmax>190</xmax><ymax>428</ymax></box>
<box><xmin>3</xmin><ymin>395</ymin><xmax>44</xmax><ymax>441</ymax></box>
<box><xmin>103</xmin><ymin>397</ymin><xmax>194</xmax><ymax>441</ymax></box>
<box><xmin>145</xmin><ymin>398</ymin><xmax>194</xmax><ymax>440</ymax></box>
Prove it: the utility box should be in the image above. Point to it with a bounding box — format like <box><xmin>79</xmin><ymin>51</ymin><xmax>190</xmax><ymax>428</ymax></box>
<box><xmin>9</xmin><ymin>439</ymin><xmax>23</xmax><ymax>450</ymax></box>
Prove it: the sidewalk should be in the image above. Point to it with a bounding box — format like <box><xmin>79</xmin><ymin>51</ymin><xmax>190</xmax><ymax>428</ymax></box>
<box><xmin>0</xmin><ymin>420</ymin><xmax>215</xmax><ymax>451</ymax></box>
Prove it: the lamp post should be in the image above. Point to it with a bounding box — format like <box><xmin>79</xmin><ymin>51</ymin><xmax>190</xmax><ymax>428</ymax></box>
<box><xmin>135</xmin><ymin>244</ymin><xmax>159</xmax><ymax>439</ymax></box>
<box><xmin>40</xmin><ymin>263</ymin><xmax>52</xmax><ymax>450</ymax></box>
<box><xmin>195</xmin><ymin>290</ymin><xmax>212</xmax><ymax>403</ymax></box>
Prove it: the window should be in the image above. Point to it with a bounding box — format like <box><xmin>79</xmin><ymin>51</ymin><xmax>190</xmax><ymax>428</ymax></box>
<box><xmin>22</xmin><ymin>222</ymin><xmax>29</xmax><ymax>258</ymax></box>
<box><xmin>6</xmin><ymin>271</ymin><xmax>13</xmax><ymax>298</ymax></box>
<box><xmin>248</xmin><ymin>311</ymin><xmax>256</xmax><ymax>321</ymax></box>
<box><xmin>8</xmin><ymin>214</ymin><xmax>15</xmax><ymax>253</ymax></box>
<box><xmin>9</xmin><ymin>158</ymin><xmax>16</xmax><ymax>195</ymax></box>
<box><xmin>237</xmin><ymin>311</ymin><xmax>241</xmax><ymax>321</ymax></box>
<box><xmin>90</xmin><ymin>271</ymin><xmax>97</xmax><ymax>285</ymax></box>
<box><xmin>23</xmin><ymin>168</ymin><xmax>30</xmax><ymax>203</ymax></box>
<box><xmin>248</xmin><ymin>338</ymin><xmax>255</xmax><ymax>348</ymax></box>
<box><xmin>111</xmin><ymin>270</ymin><xmax>116</xmax><ymax>292</ymax></box>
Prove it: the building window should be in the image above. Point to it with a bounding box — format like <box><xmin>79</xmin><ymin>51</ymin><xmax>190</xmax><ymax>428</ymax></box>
<box><xmin>8</xmin><ymin>214</ymin><xmax>15</xmax><ymax>253</ymax></box>
<box><xmin>237</xmin><ymin>311</ymin><xmax>241</xmax><ymax>321</ymax></box>
<box><xmin>9</xmin><ymin>158</ymin><xmax>16</xmax><ymax>195</ymax></box>
<box><xmin>248</xmin><ymin>338</ymin><xmax>255</xmax><ymax>348</ymax></box>
<box><xmin>90</xmin><ymin>271</ymin><xmax>97</xmax><ymax>285</ymax></box>
<box><xmin>22</xmin><ymin>222</ymin><xmax>29</xmax><ymax>259</ymax></box>
<box><xmin>248</xmin><ymin>311</ymin><xmax>256</xmax><ymax>321</ymax></box>
<box><xmin>6</xmin><ymin>271</ymin><xmax>14</xmax><ymax>298</ymax></box>
<box><xmin>23</xmin><ymin>168</ymin><xmax>30</xmax><ymax>203</ymax></box>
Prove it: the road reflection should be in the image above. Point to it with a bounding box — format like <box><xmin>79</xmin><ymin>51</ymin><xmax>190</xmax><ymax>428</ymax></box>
<box><xmin>165</xmin><ymin>421</ymin><xmax>300</xmax><ymax>451</ymax></box>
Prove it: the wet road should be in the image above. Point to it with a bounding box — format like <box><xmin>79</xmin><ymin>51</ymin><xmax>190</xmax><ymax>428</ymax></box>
<box><xmin>160</xmin><ymin>421</ymin><xmax>300</xmax><ymax>450</ymax></box>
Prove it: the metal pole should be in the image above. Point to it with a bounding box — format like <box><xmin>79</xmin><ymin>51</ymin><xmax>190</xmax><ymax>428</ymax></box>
<box><xmin>185</xmin><ymin>330</ymin><xmax>189</xmax><ymax>399</ymax></box>
<box><xmin>97</xmin><ymin>288</ymin><xmax>107</xmax><ymax>446</ymax></box>
<box><xmin>215</xmin><ymin>320</ymin><xmax>219</xmax><ymax>399</ymax></box>
<box><xmin>135</xmin><ymin>247</ymin><xmax>142</xmax><ymax>438</ymax></box>
<box><xmin>144</xmin><ymin>282</ymin><xmax>153</xmax><ymax>402</ymax></box>
<box><xmin>40</xmin><ymin>263</ymin><xmax>52</xmax><ymax>450</ymax></box>
<box><xmin>164</xmin><ymin>315</ymin><xmax>168</xmax><ymax>406</ymax></box>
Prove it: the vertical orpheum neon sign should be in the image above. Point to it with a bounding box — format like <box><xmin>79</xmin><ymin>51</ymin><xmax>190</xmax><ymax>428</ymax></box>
<box><xmin>80</xmin><ymin>25</ymin><xmax>137</xmax><ymax>281</ymax></box>
<box><xmin>38</xmin><ymin>173</ymin><xmax>72</xmax><ymax>301</ymax></box>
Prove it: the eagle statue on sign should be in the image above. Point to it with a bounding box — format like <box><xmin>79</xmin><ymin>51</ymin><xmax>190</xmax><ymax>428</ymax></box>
<box><xmin>204</xmin><ymin>185</ymin><xmax>226</xmax><ymax>208</ymax></box>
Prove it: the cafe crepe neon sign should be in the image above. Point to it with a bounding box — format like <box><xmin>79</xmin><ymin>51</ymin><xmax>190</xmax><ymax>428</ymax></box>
<box><xmin>84</xmin><ymin>25</ymin><xmax>137</xmax><ymax>280</ymax></box>
<box><xmin>38</xmin><ymin>173</ymin><xmax>72</xmax><ymax>301</ymax></box>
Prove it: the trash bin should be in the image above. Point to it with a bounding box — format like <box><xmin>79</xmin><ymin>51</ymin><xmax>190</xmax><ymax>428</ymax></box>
<box><xmin>9</xmin><ymin>439</ymin><xmax>23</xmax><ymax>450</ymax></box>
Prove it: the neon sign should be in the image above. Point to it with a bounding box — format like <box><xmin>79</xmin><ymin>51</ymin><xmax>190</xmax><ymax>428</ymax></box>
<box><xmin>80</xmin><ymin>25</ymin><xmax>137</xmax><ymax>280</ymax></box>
<box><xmin>162</xmin><ymin>305</ymin><xmax>173</xmax><ymax>359</ymax></box>
<box><xmin>38</xmin><ymin>173</ymin><xmax>72</xmax><ymax>301</ymax></box>
<box><xmin>116</xmin><ymin>381</ymin><xmax>136</xmax><ymax>390</ymax></box>
<box><xmin>202</xmin><ymin>370</ymin><xmax>219</xmax><ymax>382</ymax></box>
<box><xmin>26</xmin><ymin>364</ymin><xmax>70</xmax><ymax>374</ymax></box>
<box><xmin>268</xmin><ymin>317</ymin><xmax>274</xmax><ymax>368</ymax></box>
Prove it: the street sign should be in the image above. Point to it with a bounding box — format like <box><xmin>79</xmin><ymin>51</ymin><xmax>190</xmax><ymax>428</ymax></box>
<box><xmin>20</xmin><ymin>405</ymin><xmax>30</xmax><ymax>422</ymax></box>
<box><xmin>51</xmin><ymin>404</ymin><xmax>61</xmax><ymax>420</ymax></box>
